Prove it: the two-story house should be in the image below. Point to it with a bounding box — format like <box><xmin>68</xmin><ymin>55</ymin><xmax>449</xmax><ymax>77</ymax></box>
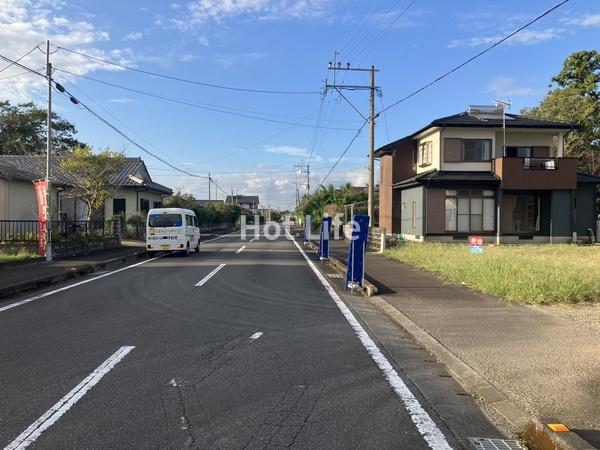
<box><xmin>376</xmin><ymin>105</ymin><xmax>600</xmax><ymax>243</ymax></box>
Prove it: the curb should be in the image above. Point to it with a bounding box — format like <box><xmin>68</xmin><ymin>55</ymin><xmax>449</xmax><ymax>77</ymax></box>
<box><xmin>0</xmin><ymin>256</ymin><xmax>45</xmax><ymax>269</ymax></box>
<box><xmin>0</xmin><ymin>250</ymin><xmax>148</xmax><ymax>300</ymax></box>
<box><xmin>304</xmin><ymin>241</ymin><xmax>378</xmax><ymax>297</ymax></box>
<box><xmin>369</xmin><ymin>295</ymin><xmax>597</xmax><ymax>450</ymax></box>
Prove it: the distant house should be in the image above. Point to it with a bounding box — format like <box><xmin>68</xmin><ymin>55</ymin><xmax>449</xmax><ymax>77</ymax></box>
<box><xmin>195</xmin><ymin>199</ymin><xmax>224</xmax><ymax>208</ymax></box>
<box><xmin>0</xmin><ymin>156</ymin><xmax>172</xmax><ymax>221</ymax></box>
<box><xmin>225</xmin><ymin>195</ymin><xmax>260</xmax><ymax>213</ymax></box>
<box><xmin>376</xmin><ymin>105</ymin><xmax>600</xmax><ymax>243</ymax></box>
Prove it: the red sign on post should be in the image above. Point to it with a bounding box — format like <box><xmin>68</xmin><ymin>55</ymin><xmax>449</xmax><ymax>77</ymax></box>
<box><xmin>33</xmin><ymin>180</ymin><xmax>48</xmax><ymax>256</ymax></box>
<box><xmin>469</xmin><ymin>236</ymin><xmax>484</xmax><ymax>247</ymax></box>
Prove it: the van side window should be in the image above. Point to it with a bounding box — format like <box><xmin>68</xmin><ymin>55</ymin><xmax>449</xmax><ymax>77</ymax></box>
<box><xmin>186</xmin><ymin>215</ymin><xmax>193</xmax><ymax>226</ymax></box>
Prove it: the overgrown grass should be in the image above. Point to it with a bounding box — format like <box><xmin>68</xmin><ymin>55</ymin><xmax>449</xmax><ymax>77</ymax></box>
<box><xmin>0</xmin><ymin>252</ymin><xmax>39</xmax><ymax>264</ymax></box>
<box><xmin>385</xmin><ymin>243</ymin><xmax>600</xmax><ymax>304</ymax></box>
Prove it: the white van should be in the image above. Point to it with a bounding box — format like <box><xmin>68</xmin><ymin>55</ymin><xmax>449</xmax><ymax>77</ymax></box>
<box><xmin>146</xmin><ymin>208</ymin><xmax>200</xmax><ymax>256</ymax></box>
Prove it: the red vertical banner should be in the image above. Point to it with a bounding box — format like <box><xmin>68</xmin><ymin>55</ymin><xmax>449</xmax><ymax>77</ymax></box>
<box><xmin>33</xmin><ymin>181</ymin><xmax>48</xmax><ymax>255</ymax></box>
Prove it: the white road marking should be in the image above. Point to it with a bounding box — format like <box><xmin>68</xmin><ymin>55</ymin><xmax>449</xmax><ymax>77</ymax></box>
<box><xmin>236</xmin><ymin>245</ymin><xmax>247</xmax><ymax>254</ymax></box>
<box><xmin>5</xmin><ymin>346</ymin><xmax>134</xmax><ymax>450</ymax></box>
<box><xmin>249</xmin><ymin>238</ymin><xmax>256</xmax><ymax>243</ymax></box>
<box><xmin>285</xmin><ymin>231</ymin><xmax>452</xmax><ymax>450</ymax></box>
<box><xmin>0</xmin><ymin>256</ymin><xmax>162</xmax><ymax>314</ymax></box>
<box><xmin>202</xmin><ymin>230</ymin><xmax>241</xmax><ymax>243</ymax></box>
<box><xmin>195</xmin><ymin>264</ymin><xmax>226</xmax><ymax>287</ymax></box>
<box><xmin>249</xmin><ymin>332</ymin><xmax>263</xmax><ymax>341</ymax></box>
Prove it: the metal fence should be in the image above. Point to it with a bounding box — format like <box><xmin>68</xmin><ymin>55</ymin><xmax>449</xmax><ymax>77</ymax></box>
<box><xmin>0</xmin><ymin>220</ymin><xmax>120</xmax><ymax>243</ymax></box>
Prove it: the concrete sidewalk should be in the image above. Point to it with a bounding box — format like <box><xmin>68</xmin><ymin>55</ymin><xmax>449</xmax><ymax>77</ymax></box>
<box><xmin>0</xmin><ymin>241</ymin><xmax>148</xmax><ymax>299</ymax></box>
<box><xmin>325</xmin><ymin>239</ymin><xmax>600</xmax><ymax>447</ymax></box>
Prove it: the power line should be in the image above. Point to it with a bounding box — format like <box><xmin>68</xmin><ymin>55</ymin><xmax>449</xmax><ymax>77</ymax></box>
<box><xmin>319</xmin><ymin>120</ymin><xmax>369</xmax><ymax>188</ymax></box>
<box><xmin>353</xmin><ymin>0</ymin><xmax>417</xmax><ymax>63</ymax></box>
<box><xmin>0</xmin><ymin>67</ymin><xmax>44</xmax><ymax>81</ymax></box>
<box><xmin>0</xmin><ymin>44</ymin><xmax>42</xmax><ymax>74</ymax></box>
<box><xmin>380</xmin><ymin>0</ymin><xmax>571</xmax><ymax>115</ymax></box>
<box><xmin>338</xmin><ymin>0</ymin><xmax>387</xmax><ymax>58</ymax></box>
<box><xmin>51</xmin><ymin>78</ymin><xmax>208</xmax><ymax>179</ymax></box>
<box><xmin>54</xmin><ymin>68</ymin><xmax>355</xmax><ymax>131</ymax></box>
<box><xmin>56</xmin><ymin>46</ymin><xmax>320</xmax><ymax>95</ymax></box>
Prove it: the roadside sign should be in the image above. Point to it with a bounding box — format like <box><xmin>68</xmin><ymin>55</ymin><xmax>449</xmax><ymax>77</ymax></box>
<box><xmin>345</xmin><ymin>215</ymin><xmax>370</xmax><ymax>290</ymax></box>
<box><xmin>468</xmin><ymin>235</ymin><xmax>484</xmax><ymax>254</ymax></box>
<box><xmin>319</xmin><ymin>216</ymin><xmax>332</xmax><ymax>260</ymax></box>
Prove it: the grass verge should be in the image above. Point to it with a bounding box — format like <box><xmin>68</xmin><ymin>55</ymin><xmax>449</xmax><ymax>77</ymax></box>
<box><xmin>385</xmin><ymin>243</ymin><xmax>600</xmax><ymax>304</ymax></box>
<box><xmin>0</xmin><ymin>252</ymin><xmax>39</xmax><ymax>264</ymax></box>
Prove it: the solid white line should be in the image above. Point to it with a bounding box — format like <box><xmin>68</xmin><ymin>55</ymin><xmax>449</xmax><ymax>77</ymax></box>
<box><xmin>236</xmin><ymin>245</ymin><xmax>247</xmax><ymax>254</ymax></box>
<box><xmin>249</xmin><ymin>331</ymin><xmax>263</xmax><ymax>341</ymax></box>
<box><xmin>249</xmin><ymin>238</ymin><xmax>255</xmax><ymax>243</ymax></box>
<box><xmin>285</xmin><ymin>230</ymin><xmax>452</xmax><ymax>450</ymax></box>
<box><xmin>0</xmin><ymin>256</ymin><xmax>162</xmax><ymax>314</ymax></box>
<box><xmin>195</xmin><ymin>264</ymin><xmax>226</xmax><ymax>287</ymax></box>
<box><xmin>202</xmin><ymin>230</ymin><xmax>241</xmax><ymax>243</ymax></box>
<box><xmin>5</xmin><ymin>346</ymin><xmax>134</xmax><ymax>450</ymax></box>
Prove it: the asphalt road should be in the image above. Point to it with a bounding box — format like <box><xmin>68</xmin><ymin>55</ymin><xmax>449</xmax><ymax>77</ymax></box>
<box><xmin>0</xmin><ymin>228</ymin><xmax>502</xmax><ymax>449</ymax></box>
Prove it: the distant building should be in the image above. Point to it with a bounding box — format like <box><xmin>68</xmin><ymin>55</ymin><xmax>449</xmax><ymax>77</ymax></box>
<box><xmin>195</xmin><ymin>199</ymin><xmax>224</xmax><ymax>208</ymax></box>
<box><xmin>0</xmin><ymin>155</ymin><xmax>172</xmax><ymax>221</ymax></box>
<box><xmin>225</xmin><ymin>195</ymin><xmax>260</xmax><ymax>213</ymax></box>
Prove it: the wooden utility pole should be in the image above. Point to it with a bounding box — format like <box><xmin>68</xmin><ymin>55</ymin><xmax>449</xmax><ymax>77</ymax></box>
<box><xmin>45</xmin><ymin>39</ymin><xmax>52</xmax><ymax>261</ymax></box>
<box><xmin>368</xmin><ymin>65</ymin><xmax>375</xmax><ymax>221</ymax></box>
<box><xmin>325</xmin><ymin>60</ymin><xmax>379</xmax><ymax>225</ymax></box>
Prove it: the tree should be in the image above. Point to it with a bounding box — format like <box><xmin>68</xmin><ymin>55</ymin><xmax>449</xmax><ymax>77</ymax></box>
<box><xmin>522</xmin><ymin>50</ymin><xmax>600</xmax><ymax>174</ymax></box>
<box><xmin>59</xmin><ymin>146</ymin><xmax>126</xmax><ymax>221</ymax></box>
<box><xmin>164</xmin><ymin>190</ymin><xmax>197</xmax><ymax>209</ymax></box>
<box><xmin>0</xmin><ymin>100</ymin><xmax>84</xmax><ymax>155</ymax></box>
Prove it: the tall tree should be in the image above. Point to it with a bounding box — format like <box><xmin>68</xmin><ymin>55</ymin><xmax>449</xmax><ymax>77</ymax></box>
<box><xmin>522</xmin><ymin>50</ymin><xmax>600</xmax><ymax>174</ymax></box>
<box><xmin>59</xmin><ymin>146</ymin><xmax>126</xmax><ymax>221</ymax></box>
<box><xmin>164</xmin><ymin>190</ymin><xmax>197</xmax><ymax>209</ymax></box>
<box><xmin>0</xmin><ymin>100</ymin><xmax>84</xmax><ymax>155</ymax></box>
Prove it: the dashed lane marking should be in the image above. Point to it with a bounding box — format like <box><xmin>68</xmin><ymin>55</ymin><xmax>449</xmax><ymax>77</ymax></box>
<box><xmin>195</xmin><ymin>264</ymin><xmax>226</xmax><ymax>287</ymax></box>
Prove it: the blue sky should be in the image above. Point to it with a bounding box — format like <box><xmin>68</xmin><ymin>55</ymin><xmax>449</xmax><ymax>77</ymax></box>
<box><xmin>1</xmin><ymin>0</ymin><xmax>599</xmax><ymax>209</ymax></box>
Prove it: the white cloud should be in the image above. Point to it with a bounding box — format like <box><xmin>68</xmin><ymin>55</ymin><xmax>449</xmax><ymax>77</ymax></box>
<box><xmin>487</xmin><ymin>76</ymin><xmax>540</xmax><ymax>98</ymax></box>
<box><xmin>215</xmin><ymin>51</ymin><xmax>266</xmax><ymax>68</ymax></box>
<box><xmin>0</xmin><ymin>0</ymin><xmax>129</xmax><ymax>103</ymax></box>
<box><xmin>265</xmin><ymin>145</ymin><xmax>310</xmax><ymax>158</ymax></box>
<box><xmin>198</xmin><ymin>36</ymin><xmax>209</xmax><ymax>46</ymax></box>
<box><xmin>124</xmin><ymin>31</ymin><xmax>143</xmax><ymax>41</ymax></box>
<box><xmin>449</xmin><ymin>28</ymin><xmax>564</xmax><ymax>48</ymax></box>
<box><xmin>106</xmin><ymin>97</ymin><xmax>134</xmax><ymax>104</ymax></box>
<box><xmin>563</xmin><ymin>13</ymin><xmax>600</xmax><ymax>27</ymax></box>
<box><xmin>169</xmin><ymin>0</ymin><xmax>331</xmax><ymax>29</ymax></box>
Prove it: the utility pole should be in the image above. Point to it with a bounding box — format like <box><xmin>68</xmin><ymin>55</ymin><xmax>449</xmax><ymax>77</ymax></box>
<box><xmin>325</xmin><ymin>60</ymin><xmax>380</xmax><ymax>225</ymax></box>
<box><xmin>45</xmin><ymin>39</ymin><xmax>52</xmax><ymax>262</ymax></box>
<box><xmin>295</xmin><ymin>163</ymin><xmax>310</xmax><ymax>196</ymax></box>
<box><xmin>368</xmin><ymin>65</ymin><xmax>376</xmax><ymax>222</ymax></box>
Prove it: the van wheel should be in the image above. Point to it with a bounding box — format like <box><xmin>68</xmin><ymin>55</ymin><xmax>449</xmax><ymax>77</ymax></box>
<box><xmin>195</xmin><ymin>240</ymin><xmax>200</xmax><ymax>252</ymax></box>
<box><xmin>183</xmin><ymin>243</ymin><xmax>190</xmax><ymax>257</ymax></box>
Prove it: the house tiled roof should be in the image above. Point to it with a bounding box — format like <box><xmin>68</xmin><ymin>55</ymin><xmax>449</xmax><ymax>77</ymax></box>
<box><xmin>375</xmin><ymin>110</ymin><xmax>579</xmax><ymax>157</ymax></box>
<box><xmin>393</xmin><ymin>170</ymin><xmax>500</xmax><ymax>189</ymax></box>
<box><xmin>0</xmin><ymin>155</ymin><xmax>172</xmax><ymax>194</ymax></box>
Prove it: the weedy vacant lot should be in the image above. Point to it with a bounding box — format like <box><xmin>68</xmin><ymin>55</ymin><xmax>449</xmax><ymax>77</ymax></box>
<box><xmin>385</xmin><ymin>243</ymin><xmax>600</xmax><ymax>304</ymax></box>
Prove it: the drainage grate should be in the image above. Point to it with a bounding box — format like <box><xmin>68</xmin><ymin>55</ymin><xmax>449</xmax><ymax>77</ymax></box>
<box><xmin>468</xmin><ymin>437</ymin><xmax>524</xmax><ymax>450</ymax></box>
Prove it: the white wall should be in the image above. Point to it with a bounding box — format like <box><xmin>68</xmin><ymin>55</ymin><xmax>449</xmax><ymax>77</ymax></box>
<box><xmin>494</xmin><ymin>130</ymin><xmax>556</xmax><ymax>155</ymax></box>
<box><xmin>441</xmin><ymin>128</ymin><xmax>495</xmax><ymax>172</ymax></box>
<box><xmin>104</xmin><ymin>189</ymin><xmax>165</xmax><ymax>218</ymax></box>
<box><xmin>415</xmin><ymin>129</ymin><xmax>441</xmax><ymax>174</ymax></box>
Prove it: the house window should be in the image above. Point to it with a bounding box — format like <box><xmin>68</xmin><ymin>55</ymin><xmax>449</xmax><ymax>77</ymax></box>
<box><xmin>461</xmin><ymin>139</ymin><xmax>492</xmax><ymax>161</ymax></box>
<box><xmin>113</xmin><ymin>198</ymin><xmax>126</xmax><ymax>215</ymax></box>
<box><xmin>513</xmin><ymin>195</ymin><xmax>540</xmax><ymax>233</ymax></box>
<box><xmin>445</xmin><ymin>190</ymin><xmax>494</xmax><ymax>232</ymax></box>
<box><xmin>140</xmin><ymin>198</ymin><xmax>150</xmax><ymax>213</ymax></box>
<box><xmin>153</xmin><ymin>201</ymin><xmax>162</xmax><ymax>208</ymax></box>
<box><xmin>505</xmin><ymin>146</ymin><xmax>532</xmax><ymax>158</ymax></box>
<box><xmin>419</xmin><ymin>141</ymin><xmax>432</xmax><ymax>166</ymax></box>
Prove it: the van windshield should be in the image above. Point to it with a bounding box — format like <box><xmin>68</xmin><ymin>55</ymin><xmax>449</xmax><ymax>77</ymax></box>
<box><xmin>148</xmin><ymin>214</ymin><xmax>183</xmax><ymax>227</ymax></box>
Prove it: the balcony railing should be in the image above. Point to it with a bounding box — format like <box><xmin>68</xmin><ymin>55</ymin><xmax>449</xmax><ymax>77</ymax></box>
<box><xmin>493</xmin><ymin>157</ymin><xmax>577</xmax><ymax>190</ymax></box>
<box><xmin>523</xmin><ymin>157</ymin><xmax>557</xmax><ymax>170</ymax></box>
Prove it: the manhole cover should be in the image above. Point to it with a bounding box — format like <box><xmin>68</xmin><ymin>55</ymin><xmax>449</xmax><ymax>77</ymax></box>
<box><xmin>468</xmin><ymin>437</ymin><xmax>524</xmax><ymax>450</ymax></box>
